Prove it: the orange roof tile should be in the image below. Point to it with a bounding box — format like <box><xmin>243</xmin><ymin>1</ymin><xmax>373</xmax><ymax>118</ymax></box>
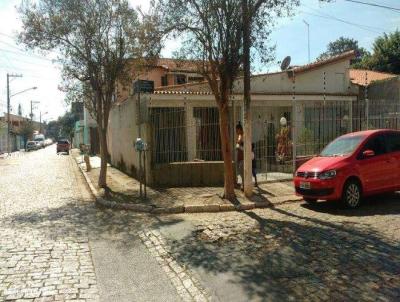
<box><xmin>349</xmin><ymin>69</ymin><xmax>397</xmax><ymax>86</ymax></box>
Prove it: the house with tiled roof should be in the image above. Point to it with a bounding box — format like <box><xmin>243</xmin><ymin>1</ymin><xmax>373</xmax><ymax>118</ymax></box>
<box><xmin>115</xmin><ymin>58</ymin><xmax>205</xmax><ymax>103</ymax></box>
<box><xmin>348</xmin><ymin>68</ymin><xmax>399</xmax><ymax>131</ymax></box>
<box><xmin>107</xmin><ymin>51</ymin><xmax>361</xmax><ymax>187</ymax></box>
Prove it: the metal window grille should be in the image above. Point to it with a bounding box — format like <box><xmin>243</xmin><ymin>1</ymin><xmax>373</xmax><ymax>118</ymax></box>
<box><xmin>149</xmin><ymin>107</ymin><xmax>187</xmax><ymax>164</ymax></box>
<box><xmin>194</xmin><ymin>107</ymin><xmax>222</xmax><ymax>161</ymax></box>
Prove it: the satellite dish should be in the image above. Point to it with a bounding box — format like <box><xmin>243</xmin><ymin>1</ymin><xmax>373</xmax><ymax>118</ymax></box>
<box><xmin>280</xmin><ymin>56</ymin><xmax>291</xmax><ymax>71</ymax></box>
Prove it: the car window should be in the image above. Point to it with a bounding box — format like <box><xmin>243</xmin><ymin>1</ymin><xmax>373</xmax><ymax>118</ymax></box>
<box><xmin>386</xmin><ymin>132</ymin><xmax>400</xmax><ymax>152</ymax></box>
<box><xmin>359</xmin><ymin>134</ymin><xmax>387</xmax><ymax>158</ymax></box>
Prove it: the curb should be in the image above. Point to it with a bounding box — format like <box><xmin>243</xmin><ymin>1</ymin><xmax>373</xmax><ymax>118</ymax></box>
<box><xmin>74</xmin><ymin>156</ymin><xmax>301</xmax><ymax>214</ymax></box>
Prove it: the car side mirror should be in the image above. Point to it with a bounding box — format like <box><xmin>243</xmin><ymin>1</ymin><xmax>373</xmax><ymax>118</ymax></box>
<box><xmin>363</xmin><ymin>150</ymin><xmax>375</xmax><ymax>158</ymax></box>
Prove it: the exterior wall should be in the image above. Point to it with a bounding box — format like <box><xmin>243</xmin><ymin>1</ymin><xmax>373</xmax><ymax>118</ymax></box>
<box><xmin>0</xmin><ymin>127</ymin><xmax>7</xmax><ymax>153</ymax></box>
<box><xmin>73</xmin><ymin>120</ymin><xmax>85</xmax><ymax>148</ymax></box>
<box><xmin>107</xmin><ymin>95</ymin><xmax>150</xmax><ymax>181</ymax></box>
<box><xmin>151</xmin><ymin>162</ymin><xmax>230</xmax><ymax>187</ymax></box>
<box><xmin>116</xmin><ymin>65</ymin><xmax>205</xmax><ymax>103</ymax></box>
<box><xmin>233</xmin><ymin>60</ymin><xmax>352</xmax><ymax>95</ymax></box>
<box><xmin>368</xmin><ymin>77</ymin><xmax>400</xmax><ymax>100</ymax></box>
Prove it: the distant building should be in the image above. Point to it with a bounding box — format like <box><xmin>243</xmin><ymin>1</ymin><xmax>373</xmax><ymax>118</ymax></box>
<box><xmin>349</xmin><ymin>69</ymin><xmax>399</xmax><ymax>131</ymax></box>
<box><xmin>115</xmin><ymin>58</ymin><xmax>205</xmax><ymax>103</ymax></box>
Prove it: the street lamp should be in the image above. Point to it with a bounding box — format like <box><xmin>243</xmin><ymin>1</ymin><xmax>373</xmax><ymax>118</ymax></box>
<box><xmin>10</xmin><ymin>86</ymin><xmax>37</xmax><ymax>98</ymax></box>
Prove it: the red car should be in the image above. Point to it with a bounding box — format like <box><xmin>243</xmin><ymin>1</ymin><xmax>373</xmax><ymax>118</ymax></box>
<box><xmin>56</xmin><ymin>140</ymin><xmax>70</xmax><ymax>155</ymax></box>
<box><xmin>294</xmin><ymin>129</ymin><xmax>400</xmax><ymax>208</ymax></box>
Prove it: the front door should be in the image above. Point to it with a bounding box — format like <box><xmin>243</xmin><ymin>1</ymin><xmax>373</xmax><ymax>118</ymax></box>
<box><xmin>357</xmin><ymin>134</ymin><xmax>391</xmax><ymax>193</ymax></box>
<box><xmin>384</xmin><ymin>132</ymin><xmax>400</xmax><ymax>190</ymax></box>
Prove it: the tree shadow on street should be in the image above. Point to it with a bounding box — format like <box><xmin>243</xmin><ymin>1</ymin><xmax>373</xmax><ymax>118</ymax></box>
<box><xmin>0</xmin><ymin>199</ymin><xmax>183</xmax><ymax>247</ymax></box>
<box><xmin>300</xmin><ymin>193</ymin><xmax>400</xmax><ymax>217</ymax></box>
<box><xmin>166</xmin><ymin>207</ymin><xmax>400</xmax><ymax>301</ymax></box>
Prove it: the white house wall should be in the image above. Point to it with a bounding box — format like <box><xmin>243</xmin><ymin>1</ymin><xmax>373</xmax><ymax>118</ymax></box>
<box><xmin>233</xmin><ymin>60</ymin><xmax>352</xmax><ymax>95</ymax></box>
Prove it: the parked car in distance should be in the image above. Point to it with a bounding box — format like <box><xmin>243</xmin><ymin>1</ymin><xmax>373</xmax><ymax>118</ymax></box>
<box><xmin>57</xmin><ymin>139</ymin><xmax>70</xmax><ymax>155</ymax></box>
<box><xmin>44</xmin><ymin>138</ymin><xmax>53</xmax><ymax>146</ymax></box>
<box><xmin>26</xmin><ymin>141</ymin><xmax>38</xmax><ymax>151</ymax></box>
<box><xmin>34</xmin><ymin>134</ymin><xmax>45</xmax><ymax>148</ymax></box>
<box><xmin>294</xmin><ymin>129</ymin><xmax>400</xmax><ymax>208</ymax></box>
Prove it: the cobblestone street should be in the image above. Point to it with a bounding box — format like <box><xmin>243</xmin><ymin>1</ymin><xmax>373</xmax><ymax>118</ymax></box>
<box><xmin>158</xmin><ymin>198</ymin><xmax>400</xmax><ymax>301</ymax></box>
<box><xmin>0</xmin><ymin>147</ymin><xmax>180</xmax><ymax>302</ymax></box>
<box><xmin>1</xmin><ymin>146</ymin><xmax>400</xmax><ymax>301</ymax></box>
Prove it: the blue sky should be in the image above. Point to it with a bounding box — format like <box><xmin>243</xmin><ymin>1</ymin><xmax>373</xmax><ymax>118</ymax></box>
<box><xmin>0</xmin><ymin>0</ymin><xmax>399</xmax><ymax>119</ymax></box>
<box><xmin>269</xmin><ymin>0</ymin><xmax>400</xmax><ymax>71</ymax></box>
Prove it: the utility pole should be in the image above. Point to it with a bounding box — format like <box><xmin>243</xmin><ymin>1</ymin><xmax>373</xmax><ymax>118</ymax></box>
<box><xmin>303</xmin><ymin>20</ymin><xmax>310</xmax><ymax>63</ymax></box>
<box><xmin>30</xmin><ymin>101</ymin><xmax>33</xmax><ymax>121</ymax></box>
<box><xmin>30</xmin><ymin>100</ymin><xmax>40</xmax><ymax>122</ymax></box>
<box><xmin>39</xmin><ymin>111</ymin><xmax>48</xmax><ymax>133</ymax></box>
<box><xmin>6</xmin><ymin>73</ymin><xmax>23</xmax><ymax>154</ymax></box>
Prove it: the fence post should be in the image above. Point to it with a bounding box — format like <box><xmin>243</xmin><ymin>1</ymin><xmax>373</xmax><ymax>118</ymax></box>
<box><xmin>231</xmin><ymin>95</ymin><xmax>237</xmax><ymax>183</ymax></box>
<box><xmin>349</xmin><ymin>98</ymin><xmax>353</xmax><ymax>133</ymax></box>
<box><xmin>185</xmin><ymin>103</ymin><xmax>196</xmax><ymax>161</ymax></box>
<box><xmin>292</xmin><ymin>70</ymin><xmax>296</xmax><ymax>174</ymax></box>
<box><xmin>365</xmin><ymin>71</ymin><xmax>369</xmax><ymax>130</ymax></box>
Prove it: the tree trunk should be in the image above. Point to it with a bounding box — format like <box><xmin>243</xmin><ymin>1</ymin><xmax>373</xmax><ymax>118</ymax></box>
<box><xmin>242</xmin><ymin>0</ymin><xmax>253</xmax><ymax>197</ymax></box>
<box><xmin>219</xmin><ymin>103</ymin><xmax>235</xmax><ymax>200</ymax></box>
<box><xmin>98</xmin><ymin>127</ymin><xmax>108</xmax><ymax>189</ymax></box>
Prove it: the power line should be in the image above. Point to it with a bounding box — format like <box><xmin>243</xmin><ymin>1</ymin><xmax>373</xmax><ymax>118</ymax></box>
<box><xmin>0</xmin><ymin>51</ymin><xmax>57</xmax><ymax>69</ymax></box>
<box><xmin>344</xmin><ymin>0</ymin><xmax>400</xmax><ymax>12</ymax></box>
<box><xmin>0</xmin><ymin>47</ymin><xmax>53</xmax><ymax>62</ymax></box>
<box><xmin>301</xmin><ymin>4</ymin><xmax>389</xmax><ymax>33</ymax></box>
<box><xmin>301</xmin><ymin>11</ymin><xmax>385</xmax><ymax>33</ymax></box>
<box><xmin>0</xmin><ymin>40</ymin><xmax>58</xmax><ymax>62</ymax></box>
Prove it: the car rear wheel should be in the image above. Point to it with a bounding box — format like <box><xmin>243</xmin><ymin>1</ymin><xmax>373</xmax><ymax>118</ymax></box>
<box><xmin>342</xmin><ymin>180</ymin><xmax>362</xmax><ymax>208</ymax></box>
<box><xmin>304</xmin><ymin>198</ymin><xmax>317</xmax><ymax>204</ymax></box>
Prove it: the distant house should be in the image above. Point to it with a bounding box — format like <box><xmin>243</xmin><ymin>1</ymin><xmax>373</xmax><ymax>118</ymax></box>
<box><xmin>349</xmin><ymin>69</ymin><xmax>399</xmax><ymax>130</ymax></box>
<box><xmin>81</xmin><ymin>58</ymin><xmax>204</xmax><ymax>154</ymax></box>
<box><xmin>0</xmin><ymin>113</ymin><xmax>42</xmax><ymax>152</ymax></box>
<box><xmin>0</xmin><ymin>121</ymin><xmax>7</xmax><ymax>153</ymax></box>
<box><xmin>115</xmin><ymin>58</ymin><xmax>205</xmax><ymax>103</ymax></box>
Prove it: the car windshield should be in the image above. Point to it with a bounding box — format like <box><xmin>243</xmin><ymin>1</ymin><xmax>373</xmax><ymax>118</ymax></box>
<box><xmin>320</xmin><ymin>135</ymin><xmax>365</xmax><ymax>157</ymax></box>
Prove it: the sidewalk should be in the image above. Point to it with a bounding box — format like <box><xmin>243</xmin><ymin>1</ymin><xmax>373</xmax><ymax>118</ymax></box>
<box><xmin>73</xmin><ymin>150</ymin><xmax>301</xmax><ymax>214</ymax></box>
<box><xmin>0</xmin><ymin>150</ymin><xmax>25</xmax><ymax>159</ymax></box>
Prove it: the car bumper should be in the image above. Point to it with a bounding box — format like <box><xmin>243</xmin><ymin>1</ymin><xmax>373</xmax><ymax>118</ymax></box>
<box><xmin>294</xmin><ymin>177</ymin><xmax>341</xmax><ymax>200</ymax></box>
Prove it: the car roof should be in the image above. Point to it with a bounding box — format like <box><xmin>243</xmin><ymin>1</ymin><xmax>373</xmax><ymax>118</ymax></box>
<box><xmin>340</xmin><ymin>129</ymin><xmax>399</xmax><ymax>138</ymax></box>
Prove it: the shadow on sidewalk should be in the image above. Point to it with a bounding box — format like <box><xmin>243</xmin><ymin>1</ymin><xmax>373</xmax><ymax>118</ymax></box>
<box><xmin>165</xmin><ymin>207</ymin><xmax>400</xmax><ymax>301</ymax></box>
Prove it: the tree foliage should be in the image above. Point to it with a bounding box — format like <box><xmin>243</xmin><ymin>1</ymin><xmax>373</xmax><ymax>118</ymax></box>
<box><xmin>355</xmin><ymin>31</ymin><xmax>400</xmax><ymax>74</ymax></box>
<box><xmin>155</xmin><ymin>0</ymin><xmax>300</xmax><ymax>199</ymax></box>
<box><xmin>317</xmin><ymin>36</ymin><xmax>369</xmax><ymax>62</ymax></box>
<box><xmin>18</xmin><ymin>0</ymin><xmax>159</xmax><ymax>188</ymax></box>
